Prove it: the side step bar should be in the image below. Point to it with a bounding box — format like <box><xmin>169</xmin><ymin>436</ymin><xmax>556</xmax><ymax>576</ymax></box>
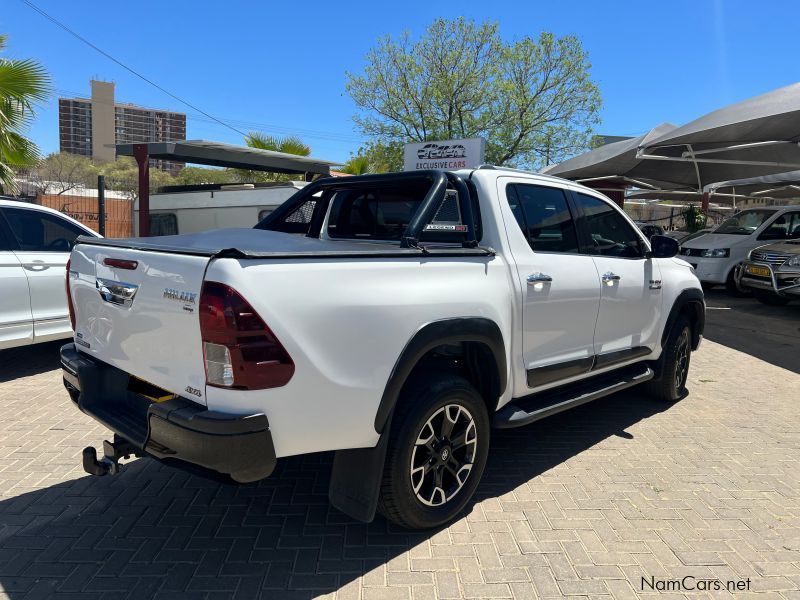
<box><xmin>494</xmin><ymin>363</ymin><xmax>654</xmax><ymax>429</ymax></box>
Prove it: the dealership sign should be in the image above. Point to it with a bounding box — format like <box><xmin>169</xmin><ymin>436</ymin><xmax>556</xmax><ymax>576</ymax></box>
<box><xmin>403</xmin><ymin>138</ymin><xmax>486</xmax><ymax>171</ymax></box>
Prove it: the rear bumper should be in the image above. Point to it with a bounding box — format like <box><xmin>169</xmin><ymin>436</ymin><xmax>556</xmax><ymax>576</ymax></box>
<box><xmin>60</xmin><ymin>343</ymin><xmax>276</xmax><ymax>483</ymax></box>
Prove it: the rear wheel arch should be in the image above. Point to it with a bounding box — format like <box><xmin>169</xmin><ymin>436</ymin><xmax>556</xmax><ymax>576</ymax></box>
<box><xmin>374</xmin><ymin>318</ymin><xmax>507</xmax><ymax>435</ymax></box>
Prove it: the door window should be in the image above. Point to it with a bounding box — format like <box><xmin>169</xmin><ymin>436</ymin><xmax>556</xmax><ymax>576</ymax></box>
<box><xmin>759</xmin><ymin>212</ymin><xmax>800</xmax><ymax>240</ymax></box>
<box><xmin>2</xmin><ymin>207</ymin><xmax>88</xmax><ymax>252</ymax></box>
<box><xmin>506</xmin><ymin>184</ymin><xmax>580</xmax><ymax>253</ymax></box>
<box><xmin>574</xmin><ymin>194</ymin><xmax>644</xmax><ymax>258</ymax></box>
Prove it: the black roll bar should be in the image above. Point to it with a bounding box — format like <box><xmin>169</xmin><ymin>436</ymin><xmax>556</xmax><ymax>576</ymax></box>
<box><xmin>257</xmin><ymin>169</ymin><xmax>478</xmax><ymax>249</ymax></box>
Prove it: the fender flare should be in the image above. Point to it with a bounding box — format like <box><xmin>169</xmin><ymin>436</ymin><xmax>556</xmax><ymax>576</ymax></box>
<box><xmin>661</xmin><ymin>288</ymin><xmax>705</xmax><ymax>351</ymax></box>
<box><xmin>374</xmin><ymin>317</ymin><xmax>507</xmax><ymax>435</ymax></box>
<box><xmin>328</xmin><ymin>317</ymin><xmax>506</xmax><ymax>523</ymax></box>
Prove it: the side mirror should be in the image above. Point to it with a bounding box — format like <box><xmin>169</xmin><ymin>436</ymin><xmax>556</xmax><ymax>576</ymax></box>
<box><xmin>648</xmin><ymin>235</ymin><xmax>679</xmax><ymax>258</ymax></box>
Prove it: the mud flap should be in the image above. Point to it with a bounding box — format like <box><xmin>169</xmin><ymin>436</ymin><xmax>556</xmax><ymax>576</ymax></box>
<box><xmin>328</xmin><ymin>415</ymin><xmax>392</xmax><ymax>523</ymax></box>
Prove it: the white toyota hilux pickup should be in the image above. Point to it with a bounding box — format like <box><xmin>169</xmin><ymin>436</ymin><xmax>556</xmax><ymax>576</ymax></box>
<box><xmin>61</xmin><ymin>167</ymin><xmax>704</xmax><ymax>530</ymax></box>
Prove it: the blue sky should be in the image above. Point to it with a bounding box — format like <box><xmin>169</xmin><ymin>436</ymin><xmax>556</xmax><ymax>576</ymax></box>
<box><xmin>2</xmin><ymin>0</ymin><xmax>799</xmax><ymax>165</ymax></box>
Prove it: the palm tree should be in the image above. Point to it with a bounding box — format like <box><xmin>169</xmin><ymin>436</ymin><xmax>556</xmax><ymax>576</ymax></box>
<box><xmin>245</xmin><ymin>132</ymin><xmax>311</xmax><ymax>156</ymax></box>
<box><xmin>0</xmin><ymin>35</ymin><xmax>50</xmax><ymax>193</ymax></box>
<box><xmin>340</xmin><ymin>155</ymin><xmax>372</xmax><ymax>175</ymax></box>
<box><xmin>235</xmin><ymin>132</ymin><xmax>311</xmax><ymax>182</ymax></box>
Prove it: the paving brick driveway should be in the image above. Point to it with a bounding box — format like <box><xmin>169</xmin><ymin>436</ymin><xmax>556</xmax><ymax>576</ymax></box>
<box><xmin>1</xmin><ymin>339</ymin><xmax>799</xmax><ymax>599</ymax></box>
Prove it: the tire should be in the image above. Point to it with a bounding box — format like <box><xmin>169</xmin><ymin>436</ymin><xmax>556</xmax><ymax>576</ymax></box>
<box><xmin>754</xmin><ymin>289</ymin><xmax>791</xmax><ymax>306</ymax></box>
<box><xmin>377</xmin><ymin>374</ymin><xmax>490</xmax><ymax>530</ymax></box>
<box><xmin>725</xmin><ymin>267</ymin><xmax>750</xmax><ymax>297</ymax></box>
<box><xmin>646</xmin><ymin>315</ymin><xmax>692</xmax><ymax>402</ymax></box>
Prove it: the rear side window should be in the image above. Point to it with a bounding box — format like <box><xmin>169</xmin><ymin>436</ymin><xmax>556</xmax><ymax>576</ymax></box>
<box><xmin>2</xmin><ymin>207</ymin><xmax>88</xmax><ymax>252</ymax></box>
<box><xmin>149</xmin><ymin>213</ymin><xmax>178</xmax><ymax>236</ymax></box>
<box><xmin>506</xmin><ymin>184</ymin><xmax>579</xmax><ymax>253</ymax></box>
<box><xmin>574</xmin><ymin>193</ymin><xmax>644</xmax><ymax>258</ymax></box>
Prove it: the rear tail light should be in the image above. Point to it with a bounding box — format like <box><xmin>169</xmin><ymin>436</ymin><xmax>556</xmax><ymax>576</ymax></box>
<box><xmin>199</xmin><ymin>281</ymin><xmax>294</xmax><ymax>390</ymax></box>
<box><xmin>65</xmin><ymin>258</ymin><xmax>76</xmax><ymax>330</ymax></box>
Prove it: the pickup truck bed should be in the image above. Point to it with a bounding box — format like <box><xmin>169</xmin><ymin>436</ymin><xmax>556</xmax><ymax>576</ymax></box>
<box><xmin>78</xmin><ymin>228</ymin><xmax>494</xmax><ymax>258</ymax></box>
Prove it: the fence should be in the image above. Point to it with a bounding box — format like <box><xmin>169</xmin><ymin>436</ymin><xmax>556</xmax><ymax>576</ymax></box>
<box><xmin>28</xmin><ymin>174</ymin><xmax>153</xmax><ymax>238</ymax></box>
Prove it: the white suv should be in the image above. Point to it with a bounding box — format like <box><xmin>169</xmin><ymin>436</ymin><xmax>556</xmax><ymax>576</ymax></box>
<box><xmin>0</xmin><ymin>199</ymin><xmax>98</xmax><ymax>350</ymax></box>
<box><xmin>679</xmin><ymin>206</ymin><xmax>800</xmax><ymax>293</ymax></box>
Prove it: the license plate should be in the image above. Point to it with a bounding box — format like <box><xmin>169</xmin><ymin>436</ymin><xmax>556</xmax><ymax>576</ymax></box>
<box><xmin>745</xmin><ymin>264</ymin><xmax>771</xmax><ymax>277</ymax></box>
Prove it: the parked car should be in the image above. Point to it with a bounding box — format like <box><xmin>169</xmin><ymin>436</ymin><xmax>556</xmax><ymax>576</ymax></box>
<box><xmin>61</xmin><ymin>168</ymin><xmax>704</xmax><ymax>530</ymax></box>
<box><xmin>679</xmin><ymin>207</ymin><xmax>800</xmax><ymax>293</ymax></box>
<box><xmin>0</xmin><ymin>199</ymin><xmax>99</xmax><ymax>350</ymax></box>
<box><xmin>665</xmin><ymin>227</ymin><xmax>714</xmax><ymax>245</ymax></box>
<box><xmin>736</xmin><ymin>239</ymin><xmax>800</xmax><ymax>305</ymax></box>
<box><xmin>635</xmin><ymin>222</ymin><xmax>665</xmax><ymax>239</ymax></box>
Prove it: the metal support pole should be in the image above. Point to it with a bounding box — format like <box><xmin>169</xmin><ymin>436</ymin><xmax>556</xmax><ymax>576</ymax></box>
<box><xmin>97</xmin><ymin>175</ymin><xmax>106</xmax><ymax>237</ymax></box>
<box><xmin>133</xmin><ymin>144</ymin><xmax>150</xmax><ymax>237</ymax></box>
<box><xmin>669</xmin><ymin>207</ymin><xmax>674</xmax><ymax>230</ymax></box>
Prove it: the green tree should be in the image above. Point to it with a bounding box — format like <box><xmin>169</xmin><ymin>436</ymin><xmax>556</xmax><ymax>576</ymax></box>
<box><xmin>99</xmin><ymin>156</ymin><xmax>173</xmax><ymax>199</ymax></box>
<box><xmin>235</xmin><ymin>132</ymin><xmax>311</xmax><ymax>182</ymax></box>
<box><xmin>28</xmin><ymin>152</ymin><xmax>97</xmax><ymax>195</ymax></box>
<box><xmin>0</xmin><ymin>34</ymin><xmax>50</xmax><ymax>192</ymax></box>
<box><xmin>174</xmin><ymin>166</ymin><xmax>232</xmax><ymax>186</ymax></box>
<box><xmin>340</xmin><ymin>155</ymin><xmax>372</xmax><ymax>175</ymax></box>
<box><xmin>358</xmin><ymin>140</ymin><xmax>404</xmax><ymax>173</ymax></box>
<box><xmin>346</xmin><ymin>18</ymin><xmax>601</xmax><ymax>170</ymax></box>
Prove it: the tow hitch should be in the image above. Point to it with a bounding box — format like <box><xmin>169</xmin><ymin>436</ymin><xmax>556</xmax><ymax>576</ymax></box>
<box><xmin>82</xmin><ymin>435</ymin><xmax>141</xmax><ymax>476</ymax></box>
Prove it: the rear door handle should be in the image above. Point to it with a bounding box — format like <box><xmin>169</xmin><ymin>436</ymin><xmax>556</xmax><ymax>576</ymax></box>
<box><xmin>602</xmin><ymin>272</ymin><xmax>621</xmax><ymax>282</ymax></box>
<box><xmin>24</xmin><ymin>260</ymin><xmax>49</xmax><ymax>272</ymax></box>
<box><xmin>527</xmin><ymin>272</ymin><xmax>553</xmax><ymax>284</ymax></box>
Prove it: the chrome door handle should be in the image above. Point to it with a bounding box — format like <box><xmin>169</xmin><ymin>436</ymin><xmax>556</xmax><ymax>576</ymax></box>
<box><xmin>527</xmin><ymin>272</ymin><xmax>553</xmax><ymax>284</ymax></box>
<box><xmin>602</xmin><ymin>272</ymin><xmax>621</xmax><ymax>282</ymax></box>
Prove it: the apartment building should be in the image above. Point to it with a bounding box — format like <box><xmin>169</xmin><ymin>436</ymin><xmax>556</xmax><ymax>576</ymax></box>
<box><xmin>59</xmin><ymin>80</ymin><xmax>186</xmax><ymax>175</ymax></box>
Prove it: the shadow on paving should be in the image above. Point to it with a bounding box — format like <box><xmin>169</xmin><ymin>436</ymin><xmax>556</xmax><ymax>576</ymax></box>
<box><xmin>0</xmin><ymin>340</ymin><xmax>64</xmax><ymax>384</ymax></box>
<box><xmin>702</xmin><ymin>288</ymin><xmax>800</xmax><ymax>374</ymax></box>
<box><xmin>0</xmin><ymin>390</ymin><xmax>673</xmax><ymax>600</ymax></box>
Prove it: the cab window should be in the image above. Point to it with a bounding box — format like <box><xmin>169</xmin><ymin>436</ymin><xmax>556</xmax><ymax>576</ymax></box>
<box><xmin>1</xmin><ymin>207</ymin><xmax>88</xmax><ymax>252</ymax></box>
<box><xmin>716</xmin><ymin>209</ymin><xmax>776</xmax><ymax>235</ymax></box>
<box><xmin>506</xmin><ymin>184</ymin><xmax>579</xmax><ymax>253</ymax></box>
<box><xmin>574</xmin><ymin>193</ymin><xmax>644</xmax><ymax>258</ymax></box>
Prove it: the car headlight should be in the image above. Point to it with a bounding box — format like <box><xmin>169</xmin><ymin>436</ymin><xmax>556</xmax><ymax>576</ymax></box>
<box><xmin>701</xmin><ymin>248</ymin><xmax>730</xmax><ymax>258</ymax></box>
<box><xmin>784</xmin><ymin>254</ymin><xmax>800</xmax><ymax>268</ymax></box>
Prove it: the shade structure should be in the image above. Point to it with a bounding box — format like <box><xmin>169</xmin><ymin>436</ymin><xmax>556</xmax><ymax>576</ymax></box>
<box><xmin>116</xmin><ymin>140</ymin><xmax>338</xmax><ymax>175</ymax></box>
<box><xmin>710</xmin><ymin>169</ymin><xmax>800</xmax><ymax>200</ymax></box>
<box><xmin>638</xmin><ymin>82</ymin><xmax>800</xmax><ymax>190</ymax></box>
<box><xmin>541</xmin><ymin>123</ymin><xmax>678</xmax><ymax>184</ymax></box>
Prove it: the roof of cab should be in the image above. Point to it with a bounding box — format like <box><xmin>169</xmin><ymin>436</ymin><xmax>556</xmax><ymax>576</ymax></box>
<box><xmin>459</xmin><ymin>165</ymin><xmax>609</xmax><ymax>196</ymax></box>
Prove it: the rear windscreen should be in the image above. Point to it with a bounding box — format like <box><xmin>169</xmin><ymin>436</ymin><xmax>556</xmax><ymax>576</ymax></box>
<box><xmin>327</xmin><ymin>183</ymin><xmax>480</xmax><ymax>243</ymax></box>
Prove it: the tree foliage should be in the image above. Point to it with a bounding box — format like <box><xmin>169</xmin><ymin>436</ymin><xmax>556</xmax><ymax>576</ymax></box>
<box><xmin>99</xmin><ymin>156</ymin><xmax>174</xmax><ymax>199</ymax></box>
<box><xmin>339</xmin><ymin>155</ymin><xmax>372</xmax><ymax>175</ymax></box>
<box><xmin>28</xmin><ymin>152</ymin><xmax>97</xmax><ymax>195</ymax></box>
<box><xmin>235</xmin><ymin>132</ymin><xmax>311</xmax><ymax>182</ymax></box>
<box><xmin>0</xmin><ymin>34</ymin><xmax>50</xmax><ymax>192</ymax></box>
<box><xmin>174</xmin><ymin>166</ymin><xmax>232</xmax><ymax>186</ymax></box>
<box><xmin>346</xmin><ymin>18</ymin><xmax>601</xmax><ymax>169</ymax></box>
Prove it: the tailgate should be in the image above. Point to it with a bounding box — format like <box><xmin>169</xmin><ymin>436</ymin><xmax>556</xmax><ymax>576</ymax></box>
<box><xmin>69</xmin><ymin>242</ymin><xmax>210</xmax><ymax>405</ymax></box>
